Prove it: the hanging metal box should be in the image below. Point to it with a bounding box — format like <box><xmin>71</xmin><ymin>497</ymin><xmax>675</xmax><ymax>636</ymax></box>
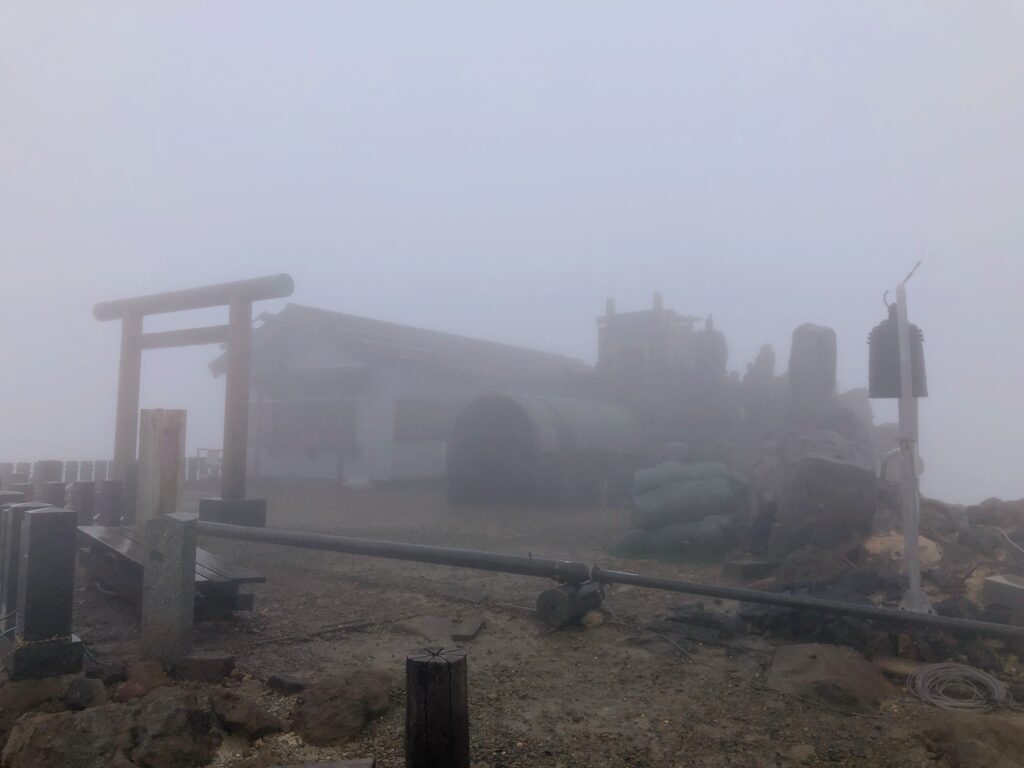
<box><xmin>868</xmin><ymin>304</ymin><xmax>928</xmax><ymax>398</ymax></box>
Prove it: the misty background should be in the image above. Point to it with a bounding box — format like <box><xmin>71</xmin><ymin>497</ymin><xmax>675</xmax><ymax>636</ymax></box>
<box><xmin>1</xmin><ymin>3</ymin><xmax>1021</xmax><ymax>504</ymax></box>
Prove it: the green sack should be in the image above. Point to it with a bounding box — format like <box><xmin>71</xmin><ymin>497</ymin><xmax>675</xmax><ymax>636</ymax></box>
<box><xmin>632</xmin><ymin>461</ymin><xmax>730</xmax><ymax>495</ymax></box>
<box><xmin>631</xmin><ymin>475</ymin><xmax>739</xmax><ymax>529</ymax></box>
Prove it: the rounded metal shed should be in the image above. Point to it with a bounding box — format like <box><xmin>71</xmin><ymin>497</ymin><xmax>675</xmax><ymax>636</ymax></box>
<box><xmin>447</xmin><ymin>394</ymin><xmax>641</xmax><ymax>506</ymax></box>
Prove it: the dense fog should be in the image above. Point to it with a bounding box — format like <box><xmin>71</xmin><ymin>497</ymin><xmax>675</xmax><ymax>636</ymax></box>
<box><xmin>2</xmin><ymin>3</ymin><xmax>1022</xmax><ymax>503</ymax></box>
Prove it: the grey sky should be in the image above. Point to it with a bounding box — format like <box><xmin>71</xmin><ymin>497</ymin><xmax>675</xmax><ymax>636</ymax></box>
<box><xmin>2</xmin><ymin>3</ymin><xmax>1022</xmax><ymax>503</ymax></box>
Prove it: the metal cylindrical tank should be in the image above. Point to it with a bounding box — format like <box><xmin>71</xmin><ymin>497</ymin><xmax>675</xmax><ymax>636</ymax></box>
<box><xmin>447</xmin><ymin>394</ymin><xmax>641</xmax><ymax>506</ymax></box>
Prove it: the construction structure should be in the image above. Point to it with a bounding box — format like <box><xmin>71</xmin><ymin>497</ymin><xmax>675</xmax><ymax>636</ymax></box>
<box><xmin>94</xmin><ymin>274</ymin><xmax>294</xmax><ymax>525</ymax></box>
<box><xmin>211</xmin><ymin>303</ymin><xmax>590</xmax><ymax>486</ymax></box>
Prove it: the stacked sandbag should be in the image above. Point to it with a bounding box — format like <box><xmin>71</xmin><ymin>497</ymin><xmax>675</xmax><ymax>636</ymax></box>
<box><xmin>611</xmin><ymin>462</ymin><xmax>745</xmax><ymax>559</ymax></box>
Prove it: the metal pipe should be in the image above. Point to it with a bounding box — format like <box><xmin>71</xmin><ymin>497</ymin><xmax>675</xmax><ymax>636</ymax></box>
<box><xmin>94</xmin><ymin>274</ymin><xmax>294</xmax><ymax>320</ymax></box>
<box><xmin>196</xmin><ymin>522</ymin><xmax>593</xmax><ymax>583</ymax></box>
<box><xmin>196</xmin><ymin>522</ymin><xmax>1024</xmax><ymax>640</ymax></box>
<box><xmin>594</xmin><ymin>569</ymin><xmax>1024</xmax><ymax>639</ymax></box>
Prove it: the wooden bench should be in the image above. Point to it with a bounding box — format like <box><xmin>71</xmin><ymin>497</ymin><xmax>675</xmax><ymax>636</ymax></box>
<box><xmin>77</xmin><ymin>525</ymin><xmax>265</xmax><ymax>620</ymax></box>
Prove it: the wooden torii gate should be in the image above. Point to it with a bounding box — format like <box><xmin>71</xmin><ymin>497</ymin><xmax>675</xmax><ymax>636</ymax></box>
<box><xmin>93</xmin><ymin>274</ymin><xmax>294</xmax><ymax>525</ymax></box>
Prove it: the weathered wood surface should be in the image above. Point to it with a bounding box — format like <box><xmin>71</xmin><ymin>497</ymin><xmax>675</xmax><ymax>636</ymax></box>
<box><xmin>77</xmin><ymin>525</ymin><xmax>263</xmax><ymax>618</ymax></box>
<box><xmin>406</xmin><ymin>647</ymin><xmax>469</xmax><ymax>768</ymax></box>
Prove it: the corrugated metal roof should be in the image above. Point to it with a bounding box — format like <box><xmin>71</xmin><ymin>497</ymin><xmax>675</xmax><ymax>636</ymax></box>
<box><xmin>210</xmin><ymin>303</ymin><xmax>591</xmax><ymax>380</ymax></box>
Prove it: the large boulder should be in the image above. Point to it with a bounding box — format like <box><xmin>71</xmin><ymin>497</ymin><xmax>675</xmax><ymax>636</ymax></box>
<box><xmin>770</xmin><ymin>454</ymin><xmax>876</xmax><ymax>556</ymax></box>
<box><xmin>130</xmin><ymin>688</ymin><xmax>221</xmax><ymax>768</ymax></box>
<box><xmin>209</xmin><ymin>688</ymin><xmax>282</xmax><ymax>739</ymax></box>
<box><xmin>2</xmin><ymin>703</ymin><xmax>135</xmax><ymax>768</ymax></box>
<box><xmin>0</xmin><ymin>675</ymin><xmax>78</xmax><ymax>748</ymax></box>
<box><xmin>293</xmin><ymin>669</ymin><xmax>390</xmax><ymax>746</ymax></box>
<box><xmin>967</xmin><ymin>498</ymin><xmax>1024</xmax><ymax>532</ymax></box>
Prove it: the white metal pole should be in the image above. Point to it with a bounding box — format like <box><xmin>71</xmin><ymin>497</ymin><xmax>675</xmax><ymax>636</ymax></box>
<box><xmin>895</xmin><ymin>283</ymin><xmax>930</xmax><ymax>613</ymax></box>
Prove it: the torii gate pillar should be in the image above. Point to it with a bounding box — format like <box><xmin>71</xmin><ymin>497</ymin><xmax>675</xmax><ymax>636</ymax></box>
<box><xmin>94</xmin><ymin>274</ymin><xmax>294</xmax><ymax>526</ymax></box>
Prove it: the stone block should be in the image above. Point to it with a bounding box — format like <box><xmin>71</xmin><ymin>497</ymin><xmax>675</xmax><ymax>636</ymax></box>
<box><xmin>199</xmin><ymin>498</ymin><xmax>267</xmax><ymax>527</ymax></box>
<box><xmin>171</xmin><ymin>651</ymin><xmax>236</xmax><ymax>682</ymax></box>
<box><xmin>770</xmin><ymin>454</ymin><xmax>876</xmax><ymax>556</ymax></box>
<box><xmin>31</xmin><ymin>461</ymin><xmax>63</xmax><ymax>494</ymax></box>
<box><xmin>42</xmin><ymin>481</ymin><xmax>66</xmax><ymax>508</ymax></box>
<box><xmin>79</xmin><ymin>460</ymin><xmax>94</xmax><ymax>482</ymax></box>
<box><xmin>94</xmin><ymin>480</ymin><xmax>123</xmax><ymax>525</ymax></box>
<box><xmin>3</xmin><ymin>634</ymin><xmax>84</xmax><ymax>681</ymax></box>
<box><xmin>62</xmin><ymin>461</ymin><xmax>79</xmax><ymax>484</ymax></box>
<box><xmin>10</xmin><ymin>484</ymin><xmax>33</xmax><ymax>502</ymax></box>
<box><xmin>0</xmin><ymin>503</ymin><xmax>50</xmax><ymax>632</ymax></box>
<box><xmin>67</xmin><ymin>482</ymin><xmax>96</xmax><ymax>525</ymax></box>
<box><xmin>789</xmin><ymin>323</ymin><xmax>837</xmax><ymax>415</ymax></box>
<box><xmin>0</xmin><ymin>491</ymin><xmax>26</xmax><ymax>508</ymax></box>
<box><xmin>140</xmin><ymin>512</ymin><xmax>197</xmax><ymax>663</ymax></box>
<box><xmin>983</xmin><ymin>574</ymin><xmax>1024</xmax><ymax>625</ymax></box>
<box><xmin>17</xmin><ymin>507</ymin><xmax>77</xmax><ymax>641</ymax></box>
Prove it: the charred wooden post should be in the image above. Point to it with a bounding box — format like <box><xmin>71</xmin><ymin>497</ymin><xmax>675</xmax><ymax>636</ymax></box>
<box><xmin>535</xmin><ymin>582</ymin><xmax>604</xmax><ymax>628</ymax></box>
<box><xmin>406</xmin><ymin>648</ymin><xmax>469</xmax><ymax>768</ymax></box>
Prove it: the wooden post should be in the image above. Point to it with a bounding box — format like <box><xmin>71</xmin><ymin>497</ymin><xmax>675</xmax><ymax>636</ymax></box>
<box><xmin>136</xmin><ymin>409</ymin><xmax>186</xmax><ymax>526</ymax></box>
<box><xmin>221</xmin><ymin>296</ymin><xmax>253</xmax><ymax>502</ymax></box>
<box><xmin>405</xmin><ymin>648</ymin><xmax>469</xmax><ymax>768</ymax></box>
<box><xmin>113</xmin><ymin>312</ymin><xmax>143</xmax><ymax>483</ymax></box>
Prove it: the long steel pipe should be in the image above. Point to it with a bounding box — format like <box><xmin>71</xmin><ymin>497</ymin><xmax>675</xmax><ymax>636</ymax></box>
<box><xmin>197</xmin><ymin>521</ymin><xmax>1024</xmax><ymax>640</ymax></box>
<box><xmin>197</xmin><ymin>521</ymin><xmax>593</xmax><ymax>584</ymax></box>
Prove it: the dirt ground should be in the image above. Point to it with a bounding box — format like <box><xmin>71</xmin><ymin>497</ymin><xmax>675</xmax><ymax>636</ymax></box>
<box><xmin>74</xmin><ymin>481</ymin><xmax>1023</xmax><ymax>768</ymax></box>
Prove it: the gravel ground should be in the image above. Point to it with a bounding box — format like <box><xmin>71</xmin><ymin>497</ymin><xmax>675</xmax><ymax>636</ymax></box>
<box><xmin>72</xmin><ymin>480</ymin><xmax>1021</xmax><ymax>767</ymax></box>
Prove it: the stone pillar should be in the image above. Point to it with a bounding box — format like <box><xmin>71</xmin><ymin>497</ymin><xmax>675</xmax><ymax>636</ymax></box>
<box><xmin>67</xmin><ymin>482</ymin><xmax>96</xmax><ymax>526</ymax></box>
<box><xmin>140</xmin><ymin>512</ymin><xmax>197</xmax><ymax>663</ymax></box>
<box><xmin>79</xmin><ymin>461</ymin><xmax>94</xmax><ymax>483</ymax></box>
<box><xmin>788</xmin><ymin>323</ymin><xmax>837</xmax><ymax>418</ymax></box>
<box><xmin>43</xmin><ymin>482</ymin><xmax>66</xmax><ymax>508</ymax></box>
<box><xmin>31</xmin><ymin>461</ymin><xmax>63</xmax><ymax>496</ymax></box>
<box><xmin>6</xmin><ymin>507</ymin><xmax>83</xmax><ymax>679</ymax></box>
<box><xmin>10</xmin><ymin>483</ymin><xmax>33</xmax><ymax>502</ymax></box>
<box><xmin>136</xmin><ymin>409</ymin><xmax>186</xmax><ymax>527</ymax></box>
<box><xmin>63</xmin><ymin>461</ymin><xmax>80</xmax><ymax>484</ymax></box>
<box><xmin>95</xmin><ymin>480</ymin><xmax>123</xmax><ymax>526</ymax></box>
<box><xmin>0</xmin><ymin>503</ymin><xmax>43</xmax><ymax>633</ymax></box>
<box><xmin>0</xmin><ymin>491</ymin><xmax>26</xmax><ymax>509</ymax></box>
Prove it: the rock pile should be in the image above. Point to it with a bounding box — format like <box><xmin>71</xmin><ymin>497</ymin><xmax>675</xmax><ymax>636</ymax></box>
<box><xmin>0</xmin><ymin>657</ymin><xmax>392</xmax><ymax>768</ymax></box>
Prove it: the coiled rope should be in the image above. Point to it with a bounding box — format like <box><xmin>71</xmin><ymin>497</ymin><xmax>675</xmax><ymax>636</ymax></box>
<box><xmin>908</xmin><ymin>663</ymin><xmax>1011</xmax><ymax>712</ymax></box>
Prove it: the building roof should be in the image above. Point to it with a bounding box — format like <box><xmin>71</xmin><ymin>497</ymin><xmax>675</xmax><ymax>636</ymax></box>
<box><xmin>210</xmin><ymin>303</ymin><xmax>591</xmax><ymax>381</ymax></box>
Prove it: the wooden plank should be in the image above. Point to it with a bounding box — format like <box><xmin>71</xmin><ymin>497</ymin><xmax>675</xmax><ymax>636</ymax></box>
<box><xmin>119</xmin><ymin>525</ymin><xmax>264</xmax><ymax>582</ymax></box>
<box><xmin>115</xmin><ymin>526</ymin><xmax>237</xmax><ymax>584</ymax></box>
<box><xmin>78</xmin><ymin>525</ymin><xmax>264</xmax><ymax>585</ymax></box>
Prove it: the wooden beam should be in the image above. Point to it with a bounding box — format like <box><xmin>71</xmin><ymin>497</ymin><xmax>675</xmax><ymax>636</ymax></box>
<box><xmin>94</xmin><ymin>274</ymin><xmax>293</xmax><ymax>320</ymax></box>
<box><xmin>139</xmin><ymin>325</ymin><xmax>230</xmax><ymax>350</ymax></box>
